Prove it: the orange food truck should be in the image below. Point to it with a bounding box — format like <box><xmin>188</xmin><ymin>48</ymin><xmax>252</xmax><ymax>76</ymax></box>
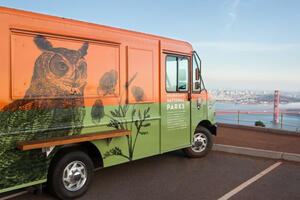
<box><xmin>0</xmin><ymin>6</ymin><xmax>216</xmax><ymax>199</ymax></box>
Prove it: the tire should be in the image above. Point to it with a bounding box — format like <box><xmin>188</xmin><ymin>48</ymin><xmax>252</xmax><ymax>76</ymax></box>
<box><xmin>48</xmin><ymin>150</ymin><xmax>94</xmax><ymax>200</ymax></box>
<box><xmin>183</xmin><ymin>126</ymin><xmax>213</xmax><ymax>158</ymax></box>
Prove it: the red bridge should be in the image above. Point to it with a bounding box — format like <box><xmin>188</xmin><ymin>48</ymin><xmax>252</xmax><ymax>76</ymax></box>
<box><xmin>215</xmin><ymin>90</ymin><xmax>300</xmax><ymax>127</ymax></box>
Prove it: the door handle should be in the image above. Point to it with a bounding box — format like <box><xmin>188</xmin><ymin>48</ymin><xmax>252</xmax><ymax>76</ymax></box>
<box><xmin>188</xmin><ymin>92</ymin><xmax>191</xmax><ymax>101</ymax></box>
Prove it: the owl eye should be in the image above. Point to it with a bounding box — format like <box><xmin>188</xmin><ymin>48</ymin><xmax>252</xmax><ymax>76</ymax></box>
<box><xmin>58</xmin><ymin>62</ymin><xmax>68</xmax><ymax>71</ymax></box>
<box><xmin>49</xmin><ymin>54</ymin><xmax>69</xmax><ymax>78</ymax></box>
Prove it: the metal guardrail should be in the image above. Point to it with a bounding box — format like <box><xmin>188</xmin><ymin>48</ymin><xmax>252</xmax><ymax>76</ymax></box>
<box><xmin>216</xmin><ymin>110</ymin><xmax>300</xmax><ymax>131</ymax></box>
<box><xmin>216</xmin><ymin>111</ymin><xmax>300</xmax><ymax>114</ymax></box>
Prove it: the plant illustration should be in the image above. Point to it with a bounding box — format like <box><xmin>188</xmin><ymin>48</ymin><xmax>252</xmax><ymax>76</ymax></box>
<box><xmin>104</xmin><ymin>105</ymin><xmax>150</xmax><ymax>161</ymax></box>
<box><xmin>91</xmin><ymin>70</ymin><xmax>151</xmax><ymax>161</ymax></box>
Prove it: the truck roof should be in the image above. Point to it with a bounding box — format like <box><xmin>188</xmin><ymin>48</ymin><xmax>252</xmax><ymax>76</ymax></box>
<box><xmin>0</xmin><ymin>6</ymin><xmax>193</xmax><ymax>50</ymax></box>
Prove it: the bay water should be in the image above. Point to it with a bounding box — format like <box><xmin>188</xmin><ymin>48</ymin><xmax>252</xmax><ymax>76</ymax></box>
<box><xmin>216</xmin><ymin>102</ymin><xmax>300</xmax><ymax>131</ymax></box>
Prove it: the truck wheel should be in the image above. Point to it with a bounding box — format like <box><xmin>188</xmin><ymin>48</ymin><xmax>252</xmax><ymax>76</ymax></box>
<box><xmin>183</xmin><ymin>126</ymin><xmax>213</xmax><ymax>158</ymax></box>
<box><xmin>48</xmin><ymin>151</ymin><xmax>94</xmax><ymax>200</ymax></box>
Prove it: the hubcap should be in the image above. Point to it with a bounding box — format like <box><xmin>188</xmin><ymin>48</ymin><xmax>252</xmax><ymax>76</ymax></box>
<box><xmin>191</xmin><ymin>133</ymin><xmax>208</xmax><ymax>153</ymax></box>
<box><xmin>62</xmin><ymin>161</ymin><xmax>87</xmax><ymax>191</ymax></box>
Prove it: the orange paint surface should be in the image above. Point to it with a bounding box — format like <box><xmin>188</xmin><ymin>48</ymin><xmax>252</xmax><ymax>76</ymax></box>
<box><xmin>0</xmin><ymin>6</ymin><xmax>194</xmax><ymax>110</ymax></box>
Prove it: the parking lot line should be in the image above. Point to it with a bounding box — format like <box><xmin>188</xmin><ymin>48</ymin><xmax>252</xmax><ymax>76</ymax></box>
<box><xmin>218</xmin><ymin>161</ymin><xmax>282</xmax><ymax>200</ymax></box>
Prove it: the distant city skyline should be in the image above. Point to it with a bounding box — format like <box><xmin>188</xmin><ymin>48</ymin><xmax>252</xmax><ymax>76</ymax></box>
<box><xmin>210</xmin><ymin>89</ymin><xmax>300</xmax><ymax>105</ymax></box>
<box><xmin>1</xmin><ymin>0</ymin><xmax>299</xmax><ymax>91</ymax></box>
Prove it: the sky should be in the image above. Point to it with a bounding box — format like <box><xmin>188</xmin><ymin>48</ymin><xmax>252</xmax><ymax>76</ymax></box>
<box><xmin>1</xmin><ymin>0</ymin><xmax>300</xmax><ymax>91</ymax></box>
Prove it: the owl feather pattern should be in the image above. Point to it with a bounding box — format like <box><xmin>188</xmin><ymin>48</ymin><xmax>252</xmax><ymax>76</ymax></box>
<box><xmin>0</xmin><ymin>36</ymin><xmax>89</xmax><ymax>189</ymax></box>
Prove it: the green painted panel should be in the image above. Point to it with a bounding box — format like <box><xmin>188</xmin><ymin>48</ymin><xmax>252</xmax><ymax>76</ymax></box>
<box><xmin>208</xmin><ymin>100</ymin><xmax>216</xmax><ymax>124</ymax></box>
<box><xmin>132</xmin><ymin>119</ymin><xmax>160</xmax><ymax>160</ymax></box>
<box><xmin>161</xmin><ymin>101</ymin><xmax>191</xmax><ymax>152</ymax></box>
<box><xmin>92</xmin><ymin>135</ymin><xmax>130</xmax><ymax>167</ymax></box>
<box><xmin>88</xmin><ymin>102</ymin><xmax>160</xmax><ymax>167</ymax></box>
<box><xmin>191</xmin><ymin>100</ymin><xmax>207</xmax><ymax>133</ymax></box>
<box><xmin>190</xmin><ymin>98</ymin><xmax>216</xmax><ymax>134</ymax></box>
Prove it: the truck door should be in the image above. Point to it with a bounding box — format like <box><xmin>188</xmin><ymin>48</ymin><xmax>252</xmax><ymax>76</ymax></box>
<box><xmin>161</xmin><ymin>53</ymin><xmax>191</xmax><ymax>152</ymax></box>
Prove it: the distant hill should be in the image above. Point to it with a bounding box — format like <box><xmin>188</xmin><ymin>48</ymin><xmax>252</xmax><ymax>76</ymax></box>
<box><xmin>286</xmin><ymin>108</ymin><xmax>300</xmax><ymax>112</ymax></box>
<box><xmin>257</xmin><ymin>94</ymin><xmax>300</xmax><ymax>104</ymax></box>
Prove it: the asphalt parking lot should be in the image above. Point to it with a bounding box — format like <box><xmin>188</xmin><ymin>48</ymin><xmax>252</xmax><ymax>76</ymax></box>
<box><xmin>5</xmin><ymin>150</ymin><xmax>300</xmax><ymax>200</ymax></box>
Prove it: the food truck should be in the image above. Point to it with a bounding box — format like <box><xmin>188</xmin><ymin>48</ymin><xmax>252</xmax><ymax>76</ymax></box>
<box><xmin>0</xmin><ymin>6</ymin><xmax>216</xmax><ymax>199</ymax></box>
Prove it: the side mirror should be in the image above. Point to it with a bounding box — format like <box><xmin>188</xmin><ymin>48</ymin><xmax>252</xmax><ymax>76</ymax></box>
<box><xmin>195</xmin><ymin>82</ymin><xmax>200</xmax><ymax>89</ymax></box>
<box><xmin>195</xmin><ymin>68</ymin><xmax>200</xmax><ymax>80</ymax></box>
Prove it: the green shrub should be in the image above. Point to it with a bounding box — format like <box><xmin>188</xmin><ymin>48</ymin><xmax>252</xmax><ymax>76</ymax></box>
<box><xmin>255</xmin><ymin>121</ymin><xmax>265</xmax><ymax>127</ymax></box>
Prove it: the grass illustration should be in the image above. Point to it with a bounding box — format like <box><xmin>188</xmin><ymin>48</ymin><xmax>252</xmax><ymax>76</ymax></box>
<box><xmin>104</xmin><ymin>105</ymin><xmax>150</xmax><ymax>161</ymax></box>
<box><xmin>93</xmin><ymin>70</ymin><xmax>151</xmax><ymax>161</ymax></box>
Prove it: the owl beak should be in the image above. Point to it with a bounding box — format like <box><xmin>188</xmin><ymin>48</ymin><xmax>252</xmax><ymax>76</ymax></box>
<box><xmin>70</xmin><ymin>87</ymin><xmax>81</xmax><ymax>96</ymax></box>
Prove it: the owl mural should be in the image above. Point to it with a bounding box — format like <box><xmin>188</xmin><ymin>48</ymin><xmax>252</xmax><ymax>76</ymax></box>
<box><xmin>27</xmin><ymin>35</ymin><xmax>88</xmax><ymax>99</ymax></box>
<box><xmin>0</xmin><ymin>36</ymin><xmax>89</xmax><ymax>189</ymax></box>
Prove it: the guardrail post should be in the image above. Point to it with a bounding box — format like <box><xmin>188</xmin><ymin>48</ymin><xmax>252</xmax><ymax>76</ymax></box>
<box><xmin>280</xmin><ymin>113</ymin><xmax>283</xmax><ymax>129</ymax></box>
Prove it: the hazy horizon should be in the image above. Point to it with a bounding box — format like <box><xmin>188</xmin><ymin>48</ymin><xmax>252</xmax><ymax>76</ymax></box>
<box><xmin>209</xmin><ymin>88</ymin><xmax>300</xmax><ymax>93</ymax></box>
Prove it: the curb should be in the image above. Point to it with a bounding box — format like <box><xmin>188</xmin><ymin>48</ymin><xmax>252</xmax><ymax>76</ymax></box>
<box><xmin>212</xmin><ymin>144</ymin><xmax>300</xmax><ymax>163</ymax></box>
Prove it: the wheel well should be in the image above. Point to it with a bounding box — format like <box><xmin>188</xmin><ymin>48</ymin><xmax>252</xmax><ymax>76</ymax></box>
<box><xmin>81</xmin><ymin>142</ymin><xmax>103</xmax><ymax>168</ymax></box>
<box><xmin>49</xmin><ymin>142</ymin><xmax>103</xmax><ymax>172</ymax></box>
<box><xmin>197</xmin><ymin>120</ymin><xmax>217</xmax><ymax>135</ymax></box>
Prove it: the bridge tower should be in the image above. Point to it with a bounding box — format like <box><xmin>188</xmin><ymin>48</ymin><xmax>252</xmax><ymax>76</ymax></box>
<box><xmin>273</xmin><ymin>90</ymin><xmax>279</xmax><ymax>123</ymax></box>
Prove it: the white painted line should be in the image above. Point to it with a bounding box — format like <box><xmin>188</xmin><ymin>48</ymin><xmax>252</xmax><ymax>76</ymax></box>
<box><xmin>0</xmin><ymin>191</ymin><xmax>28</xmax><ymax>200</ymax></box>
<box><xmin>218</xmin><ymin>161</ymin><xmax>282</xmax><ymax>200</ymax></box>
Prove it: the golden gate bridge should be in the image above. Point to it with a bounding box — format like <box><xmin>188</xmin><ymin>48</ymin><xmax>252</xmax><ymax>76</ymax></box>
<box><xmin>215</xmin><ymin>90</ymin><xmax>300</xmax><ymax>129</ymax></box>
